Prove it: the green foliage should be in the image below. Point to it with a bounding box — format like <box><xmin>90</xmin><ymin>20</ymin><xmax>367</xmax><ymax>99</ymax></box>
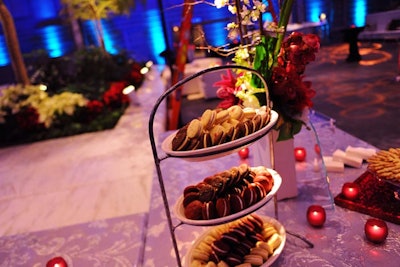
<box><xmin>28</xmin><ymin>47</ymin><xmax>133</xmax><ymax>98</ymax></box>
<box><xmin>61</xmin><ymin>0</ymin><xmax>134</xmax><ymax>50</ymax></box>
<box><xmin>275</xmin><ymin>116</ymin><xmax>303</xmax><ymax>142</ymax></box>
<box><xmin>251</xmin><ymin>35</ymin><xmax>277</xmax><ymax>88</ymax></box>
<box><xmin>61</xmin><ymin>0</ymin><xmax>133</xmax><ymax>20</ymax></box>
<box><xmin>73</xmin><ymin>47</ymin><xmax>130</xmax><ymax>88</ymax></box>
<box><xmin>0</xmin><ymin>105</ymin><xmax>127</xmax><ymax>147</ymax></box>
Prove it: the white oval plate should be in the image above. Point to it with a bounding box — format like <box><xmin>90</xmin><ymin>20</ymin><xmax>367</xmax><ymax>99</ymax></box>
<box><xmin>185</xmin><ymin>215</ymin><xmax>286</xmax><ymax>267</ymax></box>
<box><xmin>174</xmin><ymin>168</ymin><xmax>282</xmax><ymax>226</ymax></box>
<box><xmin>161</xmin><ymin>110</ymin><xmax>278</xmax><ymax>161</ymax></box>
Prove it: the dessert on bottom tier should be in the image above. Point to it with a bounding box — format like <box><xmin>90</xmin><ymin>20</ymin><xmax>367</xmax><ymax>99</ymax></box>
<box><xmin>189</xmin><ymin>214</ymin><xmax>284</xmax><ymax>267</ymax></box>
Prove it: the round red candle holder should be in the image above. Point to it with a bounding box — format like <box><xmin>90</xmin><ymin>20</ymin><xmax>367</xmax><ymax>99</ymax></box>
<box><xmin>46</xmin><ymin>256</ymin><xmax>68</xmax><ymax>267</ymax></box>
<box><xmin>294</xmin><ymin>147</ymin><xmax>307</xmax><ymax>162</ymax></box>
<box><xmin>307</xmin><ymin>205</ymin><xmax>326</xmax><ymax>227</ymax></box>
<box><xmin>314</xmin><ymin>144</ymin><xmax>321</xmax><ymax>156</ymax></box>
<box><xmin>238</xmin><ymin>147</ymin><xmax>249</xmax><ymax>159</ymax></box>
<box><xmin>364</xmin><ymin>218</ymin><xmax>388</xmax><ymax>244</ymax></box>
<box><xmin>341</xmin><ymin>182</ymin><xmax>360</xmax><ymax>200</ymax></box>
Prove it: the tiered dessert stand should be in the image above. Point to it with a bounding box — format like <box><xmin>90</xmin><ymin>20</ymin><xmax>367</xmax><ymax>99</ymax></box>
<box><xmin>148</xmin><ymin>65</ymin><xmax>281</xmax><ymax>267</ymax></box>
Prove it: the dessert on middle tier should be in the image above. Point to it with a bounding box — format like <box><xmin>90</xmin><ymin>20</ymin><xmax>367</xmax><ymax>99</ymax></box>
<box><xmin>181</xmin><ymin>164</ymin><xmax>275</xmax><ymax>221</ymax></box>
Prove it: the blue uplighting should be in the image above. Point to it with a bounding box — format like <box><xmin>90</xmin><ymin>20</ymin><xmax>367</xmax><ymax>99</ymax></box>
<box><xmin>308</xmin><ymin>1</ymin><xmax>322</xmax><ymax>22</ymax></box>
<box><xmin>208</xmin><ymin>22</ymin><xmax>227</xmax><ymax>46</ymax></box>
<box><xmin>262</xmin><ymin>13</ymin><xmax>274</xmax><ymax>23</ymax></box>
<box><xmin>0</xmin><ymin>36</ymin><xmax>9</xmax><ymax>66</ymax></box>
<box><xmin>34</xmin><ymin>0</ymin><xmax>56</xmax><ymax>19</ymax></box>
<box><xmin>101</xmin><ymin>21</ymin><xmax>118</xmax><ymax>54</ymax></box>
<box><xmin>146</xmin><ymin>9</ymin><xmax>166</xmax><ymax>64</ymax></box>
<box><xmin>82</xmin><ymin>20</ymin><xmax>97</xmax><ymax>46</ymax></box>
<box><xmin>353</xmin><ymin>0</ymin><xmax>367</xmax><ymax>27</ymax></box>
<box><xmin>202</xmin><ymin>8</ymin><xmax>230</xmax><ymax>47</ymax></box>
<box><xmin>41</xmin><ymin>26</ymin><xmax>63</xmax><ymax>58</ymax></box>
<box><xmin>82</xmin><ymin>20</ymin><xmax>117</xmax><ymax>54</ymax></box>
<box><xmin>263</xmin><ymin>0</ymin><xmax>279</xmax><ymax>22</ymax></box>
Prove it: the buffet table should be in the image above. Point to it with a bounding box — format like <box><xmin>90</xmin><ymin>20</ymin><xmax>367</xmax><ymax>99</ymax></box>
<box><xmin>142</xmin><ymin>113</ymin><xmax>400</xmax><ymax>266</ymax></box>
<box><xmin>2</xmin><ymin>66</ymin><xmax>398</xmax><ymax>266</ymax></box>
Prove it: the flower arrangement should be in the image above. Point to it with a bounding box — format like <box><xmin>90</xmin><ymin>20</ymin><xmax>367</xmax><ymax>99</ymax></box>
<box><xmin>103</xmin><ymin>81</ymin><xmax>131</xmax><ymax>108</ymax></box>
<box><xmin>212</xmin><ymin>0</ymin><xmax>320</xmax><ymax>141</ymax></box>
<box><xmin>0</xmin><ymin>49</ymin><xmax>147</xmax><ymax>147</ymax></box>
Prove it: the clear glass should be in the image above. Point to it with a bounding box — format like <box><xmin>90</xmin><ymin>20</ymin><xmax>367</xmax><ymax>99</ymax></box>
<box><xmin>294</xmin><ymin>109</ymin><xmax>335</xmax><ymax>209</ymax></box>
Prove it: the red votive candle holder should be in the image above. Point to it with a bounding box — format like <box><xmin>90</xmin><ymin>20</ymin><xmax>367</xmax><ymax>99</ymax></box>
<box><xmin>238</xmin><ymin>147</ymin><xmax>249</xmax><ymax>159</ymax></box>
<box><xmin>314</xmin><ymin>144</ymin><xmax>321</xmax><ymax>156</ymax></box>
<box><xmin>46</xmin><ymin>256</ymin><xmax>68</xmax><ymax>267</ymax></box>
<box><xmin>341</xmin><ymin>182</ymin><xmax>360</xmax><ymax>200</ymax></box>
<box><xmin>364</xmin><ymin>218</ymin><xmax>388</xmax><ymax>244</ymax></box>
<box><xmin>307</xmin><ymin>205</ymin><xmax>326</xmax><ymax>227</ymax></box>
<box><xmin>294</xmin><ymin>147</ymin><xmax>307</xmax><ymax>162</ymax></box>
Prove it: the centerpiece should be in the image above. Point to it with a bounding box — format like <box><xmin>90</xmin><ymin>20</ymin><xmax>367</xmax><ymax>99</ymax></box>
<box><xmin>205</xmin><ymin>0</ymin><xmax>320</xmax><ymax>199</ymax></box>
<box><xmin>211</xmin><ymin>0</ymin><xmax>320</xmax><ymax>141</ymax></box>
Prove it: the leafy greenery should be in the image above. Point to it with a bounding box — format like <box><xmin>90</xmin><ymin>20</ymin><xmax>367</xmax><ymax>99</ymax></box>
<box><xmin>0</xmin><ymin>105</ymin><xmax>126</xmax><ymax>146</ymax></box>
<box><xmin>0</xmin><ymin>48</ymin><xmax>145</xmax><ymax>148</ymax></box>
<box><xmin>61</xmin><ymin>0</ymin><xmax>134</xmax><ymax>50</ymax></box>
<box><xmin>61</xmin><ymin>0</ymin><xmax>133</xmax><ymax>20</ymax></box>
<box><xmin>28</xmin><ymin>47</ymin><xmax>136</xmax><ymax>98</ymax></box>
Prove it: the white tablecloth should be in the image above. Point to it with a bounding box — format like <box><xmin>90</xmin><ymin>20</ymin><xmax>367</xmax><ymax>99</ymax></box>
<box><xmin>143</xmin><ymin>113</ymin><xmax>400</xmax><ymax>267</ymax></box>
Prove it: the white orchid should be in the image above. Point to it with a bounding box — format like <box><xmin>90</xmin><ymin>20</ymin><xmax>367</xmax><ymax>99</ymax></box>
<box><xmin>228</xmin><ymin>5</ymin><xmax>236</xmax><ymax>14</ymax></box>
<box><xmin>214</xmin><ymin>0</ymin><xmax>229</xmax><ymax>9</ymax></box>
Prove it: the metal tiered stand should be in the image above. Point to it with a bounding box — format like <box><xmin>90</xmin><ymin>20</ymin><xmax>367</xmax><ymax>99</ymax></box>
<box><xmin>148</xmin><ymin>65</ymin><xmax>280</xmax><ymax>267</ymax></box>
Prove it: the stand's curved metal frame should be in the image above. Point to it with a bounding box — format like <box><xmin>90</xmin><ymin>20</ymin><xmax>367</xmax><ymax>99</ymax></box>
<box><xmin>148</xmin><ymin>65</ymin><xmax>275</xmax><ymax>267</ymax></box>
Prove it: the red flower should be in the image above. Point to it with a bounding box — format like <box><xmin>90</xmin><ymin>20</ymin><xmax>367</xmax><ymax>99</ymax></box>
<box><xmin>213</xmin><ymin>32</ymin><xmax>319</xmax><ymax>140</ymax></box>
<box><xmin>271</xmin><ymin>66</ymin><xmax>315</xmax><ymax>116</ymax></box>
<box><xmin>126</xmin><ymin>63</ymin><xmax>145</xmax><ymax>86</ymax></box>
<box><xmin>85</xmin><ymin>99</ymin><xmax>104</xmax><ymax>120</ymax></box>
<box><xmin>270</xmin><ymin>32</ymin><xmax>319</xmax><ymax>118</ymax></box>
<box><xmin>279</xmin><ymin>32</ymin><xmax>320</xmax><ymax>75</ymax></box>
<box><xmin>15</xmin><ymin>107</ymin><xmax>43</xmax><ymax>131</ymax></box>
<box><xmin>87</xmin><ymin>100</ymin><xmax>104</xmax><ymax>113</ymax></box>
<box><xmin>103</xmin><ymin>81</ymin><xmax>130</xmax><ymax>108</ymax></box>
<box><xmin>214</xmin><ymin>70</ymin><xmax>241</xmax><ymax>108</ymax></box>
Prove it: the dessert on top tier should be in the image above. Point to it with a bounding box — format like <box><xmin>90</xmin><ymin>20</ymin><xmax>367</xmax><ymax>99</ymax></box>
<box><xmin>172</xmin><ymin>105</ymin><xmax>271</xmax><ymax>151</ymax></box>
